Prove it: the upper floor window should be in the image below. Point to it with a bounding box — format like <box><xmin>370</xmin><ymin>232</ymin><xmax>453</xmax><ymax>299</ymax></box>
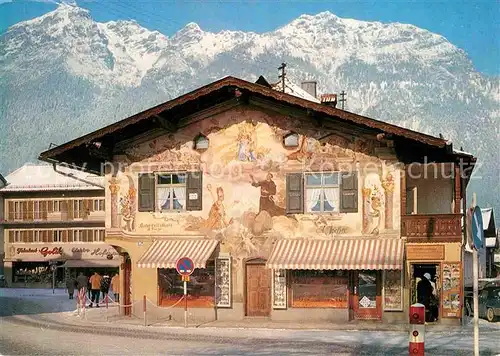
<box><xmin>156</xmin><ymin>173</ymin><xmax>186</xmax><ymax>211</ymax></box>
<box><xmin>194</xmin><ymin>134</ymin><xmax>209</xmax><ymax>150</ymax></box>
<box><xmin>94</xmin><ymin>199</ymin><xmax>105</xmax><ymax>211</ymax></box>
<box><xmin>138</xmin><ymin>172</ymin><xmax>203</xmax><ymax>212</ymax></box>
<box><xmin>305</xmin><ymin>173</ymin><xmax>340</xmax><ymax>213</ymax></box>
<box><xmin>286</xmin><ymin>171</ymin><xmax>358</xmax><ymax>214</ymax></box>
<box><xmin>283</xmin><ymin>132</ymin><xmax>300</xmax><ymax>148</ymax></box>
<box><xmin>53</xmin><ymin>230</ymin><xmax>63</xmax><ymax>243</ymax></box>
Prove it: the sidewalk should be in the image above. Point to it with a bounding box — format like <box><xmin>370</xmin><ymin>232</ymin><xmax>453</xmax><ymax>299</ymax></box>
<box><xmin>62</xmin><ymin>305</ymin><xmax>500</xmax><ymax>334</ymax></box>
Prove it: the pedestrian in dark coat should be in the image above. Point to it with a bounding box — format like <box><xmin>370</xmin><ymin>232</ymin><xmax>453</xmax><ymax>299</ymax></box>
<box><xmin>66</xmin><ymin>276</ymin><xmax>76</xmax><ymax>299</ymax></box>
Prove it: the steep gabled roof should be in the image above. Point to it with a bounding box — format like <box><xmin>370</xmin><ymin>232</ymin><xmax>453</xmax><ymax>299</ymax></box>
<box><xmin>38</xmin><ymin>76</ymin><xmax>475</xmax><ymax>174</ymax></box>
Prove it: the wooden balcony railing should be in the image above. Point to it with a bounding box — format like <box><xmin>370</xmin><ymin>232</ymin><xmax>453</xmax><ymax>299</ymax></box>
<box><xmin>401</xmin><ymin>214</ymin><xmax>462</xmax><ymax>242</ymax></box>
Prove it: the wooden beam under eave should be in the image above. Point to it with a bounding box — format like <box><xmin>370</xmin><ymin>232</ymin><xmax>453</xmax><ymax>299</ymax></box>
<box><xmin>176</xmin><ymin>98</ymin><xmax>242</xmax><ymax>129</ymax></box>
<box><xmin>153</xmin><ymin>115</ymin><xmax>177</xmax><ymax>132</ymax></box>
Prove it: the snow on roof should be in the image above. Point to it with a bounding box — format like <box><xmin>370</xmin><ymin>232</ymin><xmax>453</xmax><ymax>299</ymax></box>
<box><xmin>485</xmin><ymin>237</ymin><xmax>498</xmax><ymax>248</ymax></box>
<box><xmin>482</xmin><ymin>208</ymin><xmax>494</xmax><ymax>231</ymax></box>
<box><xmin>272</xmin><ymin>77</ymin><xmax>321</xmax><ymax>103</ymax></box>
<box><xmin>453</xmin><ymin>148</ymin><xmax>474</xmax><ymax>156</ymax></box>
<box><xmin>0</xmin><ymin>164</ymin><xmax>104</xmax><ymax>192</ymax></box>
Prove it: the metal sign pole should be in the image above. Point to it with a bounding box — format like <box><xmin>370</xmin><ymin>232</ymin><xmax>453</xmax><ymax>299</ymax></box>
<box><xmin>52</xmin><ymin>267</ymin><xmax>56</xmax><ymax>294</ymax></box>
<box><xmin>184</xmin><ymin>279</ymin><xmax>188</xmax><ymax>328</ymax></box>
<box><xmin>472</xmin><ymin>248</ymin><xmax>479</xmax><ymax>356</ymax></box>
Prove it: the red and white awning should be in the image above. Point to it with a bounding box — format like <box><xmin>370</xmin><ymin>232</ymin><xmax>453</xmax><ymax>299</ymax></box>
<box><xmin>137</xmin><ymin>239</ymin><xmax>218</xmax><ymax>269</ymax></box>
<box><xmin>267</xmin><ymin>238</ymin><xmax>404</xmax><ymax>270</ymax></box>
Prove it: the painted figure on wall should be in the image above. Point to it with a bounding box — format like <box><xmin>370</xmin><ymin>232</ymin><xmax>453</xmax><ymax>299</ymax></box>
<box><xmin>204</xmin><ymin>184</ymin><xmax>233</xmax><ymax>230</ymax></box>
<box><xmin>362</xmin><ymin>172</ymin><xmax>385</xmax><ymax>236</ymax></box>
<box><xmin>250</xmin><ymin>173</ymin><xmax>285</xmax><ymax>217</ymax></box>
<box><xmin>237</xmin><ymin>124</ymin><xmax>256</xmax><ymax>162</ymax></box>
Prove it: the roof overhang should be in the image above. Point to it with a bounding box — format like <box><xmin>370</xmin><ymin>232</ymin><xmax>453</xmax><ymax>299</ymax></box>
<box><xmin>38</xmin><ymin>76</ymin><xmax>475</xmax><ymax>175</ymax></box>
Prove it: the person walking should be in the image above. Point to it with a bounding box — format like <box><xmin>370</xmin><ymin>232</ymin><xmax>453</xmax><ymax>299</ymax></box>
<box><xmin>76</xmin><ymin>272</ymin><xmax>89</xmax><ymax>306</ymax></box>
<box><xmin>111</xmin><ymin>273</ymin><xmax>120</xmax><ymax>302</ymax></box>
<box><xmin>89</xmin><ymin>271</ymin><xmax>103</xmax><ymax>308</ymax></box>
<box><xmin>66</xmin><ymin>275</ymin><xmax>76</xmax><ymax>299</ymax></box>
<box><xmin>100</xmin><ymin>273</ymin><xmax>111</xmax><ymax>304</ymax></box>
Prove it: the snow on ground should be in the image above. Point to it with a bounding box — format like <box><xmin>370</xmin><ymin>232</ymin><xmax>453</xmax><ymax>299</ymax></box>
<box><xmin>0</xmin><ymin>288</ymin><xmax>77</xmax><ymax>316</ymax></box>
<box><xmin>1</xmin><ymin>288</ymin><xmax>500</xmax><ymax>355</ymax></box>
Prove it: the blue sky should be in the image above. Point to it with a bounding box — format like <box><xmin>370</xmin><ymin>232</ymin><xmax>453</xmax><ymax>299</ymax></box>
<box><xmin>1</xmin><ymin>0</ymin><xmax>499</xmax><ymax>76</ymax></box>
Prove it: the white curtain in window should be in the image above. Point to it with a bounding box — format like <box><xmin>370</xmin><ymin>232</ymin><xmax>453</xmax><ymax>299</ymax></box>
<box><xmin>157</xmin><ymin>187</ymin><xmax>171</xmax><ymax>210</ymax></box>
<box><xmin>306</xmin><ymin>188</ymin><xmax>322</xmax><ymax>212</ymax></box>
<box><xmin>173</xmin><ymin>187</ymin><xmax>186</xmax><ymax>209</ymax></box>
<box><xmin>323</xmin><ymin>187</ymin><xmax>339</xmax><ymax>212</ymax></box>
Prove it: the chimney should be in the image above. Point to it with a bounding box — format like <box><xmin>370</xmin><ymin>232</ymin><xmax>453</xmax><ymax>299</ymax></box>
<box><xmin>301</xmin><ymin>81</ymin><xmax>317</xmax><ymax>98</ymax></box>
<box><xmin>320</xmin><ymin>94</ymin><xmax>337</xmax><ymax>108</ymax></box>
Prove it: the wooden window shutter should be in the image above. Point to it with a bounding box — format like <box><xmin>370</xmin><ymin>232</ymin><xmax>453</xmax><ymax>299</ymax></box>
<box><xmin>48</xmin><ymin>200</ymin><xmax>54</xmax><ymax>213</ymax></box>
<box><xmin>186</xmin><ymin>171</ymin><xmax>203</xmax><ymax>211</ymax></box>
<box><xmin>340</xmin><ymin>172</ymin><xmax>358</xmax><ymax>213</ymax></box>
<box><xmin>22</xmin><ymin>201</ymin><xmax>28</xmax><ymax>220</ymax></box>
<box><xmin>9</xmin><ymin>231</ymin><xmax>14</xmax><ymax>243</ymax></box>
<box><xmin>62</xmin><ymin>230</ymin><xmax>68</xmax><ymax>243</ymax></box>
<box><xmin>40</xmin><ymin>201</ymin><xmax>47</xmax><ymax>219</ymax></box>
<box><xmin>8</xmin><ymin>201</ymin><xmax>14</xmax><ymax>220</ymax></box>
<box><xmin>27</xmin><ymin>201</ymin><xmax>34</xmax><ymax>220</ymax></box>
<box><xmin>286</xmin><ymin>173</ymin><xmax>304</xmax><ymax>214</ymax></box>
<box><xmin>138</xmin><ymin>173</ymin><xmax>155</xmax><ymax>212</ymax></box>
<box><xmin>43</xmin><ymin>230</ymin><xmax>49</xmax><ymax>243</ymax></box>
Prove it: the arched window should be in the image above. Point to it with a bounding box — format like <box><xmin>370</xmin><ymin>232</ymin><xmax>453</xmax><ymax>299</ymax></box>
<box><xmin>283</xmin><ymin>132</ymin><xmax>299</xmax><ymax>148</ymax></box>
<box><xmin>193</xmin><ymin>134</ymin><xmax>209</xmax><ymax>150</ymax></box>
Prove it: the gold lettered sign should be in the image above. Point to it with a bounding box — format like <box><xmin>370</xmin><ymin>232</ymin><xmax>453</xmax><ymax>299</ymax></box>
<box><xmin>406</xmin><ymin>244</ymin><xmax>445</xmax><ymax>260</ymax></box>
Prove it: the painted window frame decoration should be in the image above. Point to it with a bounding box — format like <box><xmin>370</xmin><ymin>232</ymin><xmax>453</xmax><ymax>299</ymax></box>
<box><xmin>283</xmin><ymin>132</ymin><xmax>300</xmax><ymax>148</ymax></box>
<box><xmin>382</xmin><ymin>269</ymin><xmax>404</xmax><ymax>311</ymax></box>
<box><xmin>272</xmin><ymin>269</ymin><xmax>287</xmax><ymax>309</ymax></box>
<box><xmin>215</xmin><ymin>256</ymin><xmax>231</xmax><ymax>308</ymax></box>
<box><xmin>155</xmin><ymin>172</ymin><xmax>187</xmax><ymax>212</ymax></box>
<box><xmin>193</xmin><ymin>134</ymin><xmax>209</xmax><ymax>151</ymax></box>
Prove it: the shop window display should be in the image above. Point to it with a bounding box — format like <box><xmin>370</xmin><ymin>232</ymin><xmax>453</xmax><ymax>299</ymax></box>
<box><xmin>158</xmin><ymin>261</ymin><xmax>215</xmax><ymax>307</ymax></box>
<box><xmin>290</xmin><ymin>270</ymin><xmax>348</xmax><ymax>308</ymax></box>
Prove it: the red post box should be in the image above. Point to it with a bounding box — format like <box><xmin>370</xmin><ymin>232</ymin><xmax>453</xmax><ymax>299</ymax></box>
<box><xmin>409</xmin><ymin>303</ymin><xmax>425</xmax><ymax>356</ymax></box>
<box><xmin>410</xmin><ymin>303</ymin><xmax>425</xmax><ymax>324</ymax></box>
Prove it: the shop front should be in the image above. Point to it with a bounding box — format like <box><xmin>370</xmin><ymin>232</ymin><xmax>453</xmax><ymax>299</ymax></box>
<box><xmin>4</xmin><ymin>243</ymin><xmax>120</xmax><ymax>287</ymax></box>
<box><xmin>406</xmin><ymin>243</ymin><xmax>462</xmax><ymax>325</ymax></box>
<box><xmin>129</xmin><ymin>237</ymin><xmax>406</xmax><ymax>324</ymax></box>
<box><xmin>266</xmin><ymin>238</ymin><xmax>406</xmax><ymax>323</ymax></box>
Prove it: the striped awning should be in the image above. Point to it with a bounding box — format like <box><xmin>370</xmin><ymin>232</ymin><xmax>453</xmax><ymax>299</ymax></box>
<box><xmin>137</xmin><ymin>240</ymin><xmax>218</xmax><ymax>269</ymax></box>
<box><xmin>267</xmin><ymin>238</ymin><xmax>404</xmax><ymax>270</ymax></box>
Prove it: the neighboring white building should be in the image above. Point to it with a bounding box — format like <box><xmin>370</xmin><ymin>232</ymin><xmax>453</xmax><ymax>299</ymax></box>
<box><xmin>0</xmin><ymin>163</ymin><xmax>118</xmax><ymax>288</ymax></box>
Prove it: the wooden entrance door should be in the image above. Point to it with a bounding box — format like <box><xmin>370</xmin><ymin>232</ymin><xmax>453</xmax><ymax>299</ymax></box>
<box><xmin>246</xmin><ymin>263</ymin><xmax>271</xmax><ymax>317</ymax></box>
<box><xmin>350</xmin><ymin>270</ymin><xmax>382</xmax><ymax>320</ymax></box>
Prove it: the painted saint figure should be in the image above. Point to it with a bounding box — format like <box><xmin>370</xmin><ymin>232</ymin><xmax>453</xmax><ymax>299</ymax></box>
<box><xmin>250</xmin><ymin>173</ymin><xmax>285</xmax><ymax>217</ymax></box>
<box><xmin>236</xmin><ymin>125</ymin><xmax>256</xmax><ymax>161</ymax></box>
<box><xmin>204</xmin><ymin>184</ymin><xmax>233</xmax><ymax>230</ymax></box>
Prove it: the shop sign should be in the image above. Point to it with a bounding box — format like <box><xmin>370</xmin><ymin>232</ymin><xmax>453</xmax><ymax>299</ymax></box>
<box><xmin>8</xmin><ymin>244</ymin><xmax>118</xmax><ymax>261</ymax></box>
<box><xmin>406</xmin><ymin>244</ymin><xmax>445</xmax><ymax>260</ymax></box>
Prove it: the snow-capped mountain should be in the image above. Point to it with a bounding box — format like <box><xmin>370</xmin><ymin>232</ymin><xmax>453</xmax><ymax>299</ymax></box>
<box><xmin>1</xmin><ymin>4</ymin><xmax>499</xmax><ymax>211</ymax></box>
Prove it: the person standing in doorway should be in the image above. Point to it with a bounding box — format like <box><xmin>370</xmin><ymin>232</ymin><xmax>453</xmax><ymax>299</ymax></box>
<box><xmin>111</xmin><ymin>273</ymin><xmax>120</xmax><ymax>302</ymax></box>
<box><xmin>417</xmin><ymin>273</ymin><xmax>434</xmax><ymax>322</ymax></box>
<box><xmin>89</xmin><ymin>272</ymin><xmax>102</xmax><ymax>308</ymax></box>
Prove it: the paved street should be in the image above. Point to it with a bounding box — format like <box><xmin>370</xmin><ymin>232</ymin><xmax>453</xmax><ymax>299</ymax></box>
<box><xmin>1</xmin><ymin>288</ymin><xmax>499</xmax><ymax>355</ymax></box>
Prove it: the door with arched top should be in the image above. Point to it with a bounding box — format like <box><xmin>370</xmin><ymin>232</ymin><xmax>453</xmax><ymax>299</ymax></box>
<box><xmin>245</xmin><ymin>259</ymin><xmax>271</xmax><ymax>317</ymax></box>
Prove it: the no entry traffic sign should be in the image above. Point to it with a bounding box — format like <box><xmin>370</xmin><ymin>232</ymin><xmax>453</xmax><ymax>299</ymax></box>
<box><xmin>176</xmin><ymin>257</ymin><xmax>195</xmax><ymax>276</ymax></box>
